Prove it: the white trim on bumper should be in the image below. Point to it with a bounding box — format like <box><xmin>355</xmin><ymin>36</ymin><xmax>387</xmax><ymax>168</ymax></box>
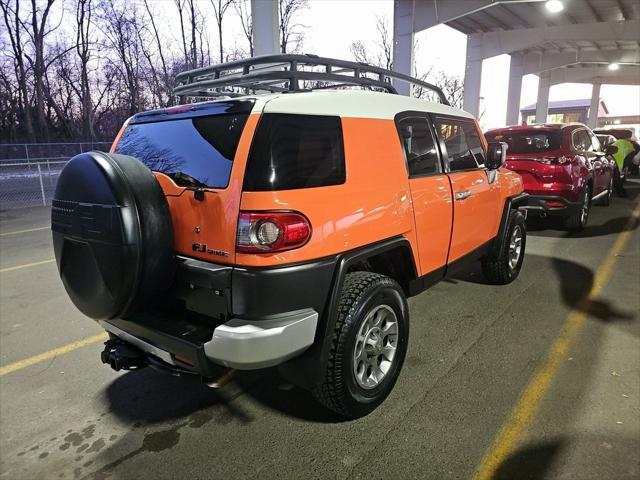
<box><xmin>204</xmin><ymin>309</ymin><xmax>318</xmax><ymax>370</ymax></box>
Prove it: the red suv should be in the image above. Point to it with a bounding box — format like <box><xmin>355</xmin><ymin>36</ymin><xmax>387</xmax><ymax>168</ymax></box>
<box><xmin>485</xmin><ymin>123</ymin><xmax>614</xmax><ymax>231</ymax></box>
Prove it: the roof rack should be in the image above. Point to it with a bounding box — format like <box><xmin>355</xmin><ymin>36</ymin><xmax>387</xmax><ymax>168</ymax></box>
<box><xmin>173</xmin><ymin>54</ymin><xmax>450</xmax><ymax>106</ymax></box>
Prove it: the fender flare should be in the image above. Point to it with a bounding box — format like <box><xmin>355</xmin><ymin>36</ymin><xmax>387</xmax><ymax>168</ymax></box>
<box><xmin>278</xmin><ymin>236</ymin><xmax>418</xmax><ymax>389</ymax></box>
<box><xmin>488</xmin><ymin>193</ymin><xmax>528</xmax><ymax>261</ymax></box>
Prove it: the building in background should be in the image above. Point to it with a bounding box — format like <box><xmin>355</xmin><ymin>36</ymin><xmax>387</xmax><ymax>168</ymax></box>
<box><xmin>520</xmin><ymin>99</ymin><xmax>608</xmax><ymax>125</ymax></box>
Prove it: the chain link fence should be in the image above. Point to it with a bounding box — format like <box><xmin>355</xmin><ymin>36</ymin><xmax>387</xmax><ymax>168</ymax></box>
<box><xmin>0</xmin><ymin>142</ymin><xmax>112</xmax><ymax>209</ymax></box>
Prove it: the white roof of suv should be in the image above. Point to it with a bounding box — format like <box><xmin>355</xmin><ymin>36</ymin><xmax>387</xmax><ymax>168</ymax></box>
<box><xmin>252</xmin><ymin>90</ymin><xmax>474</xmax><ymax>121</ymax></box>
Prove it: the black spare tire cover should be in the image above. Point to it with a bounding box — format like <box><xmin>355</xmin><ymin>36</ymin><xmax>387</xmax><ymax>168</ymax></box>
<box><xmin>51</xmin><ymin>151</ymin><xmax>174</xmax><ymax>320</ymax></box>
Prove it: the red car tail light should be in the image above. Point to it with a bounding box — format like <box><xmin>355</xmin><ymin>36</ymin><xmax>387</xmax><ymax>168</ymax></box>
<box><xmin>544</xmin><ymin>200</ymin><xmax>565</xmax><ymax>208</ymax></box>
<box><xmin>237</xmin><ymin>211</ymin><xmax>311</xmax><ymax>253</ymax></box>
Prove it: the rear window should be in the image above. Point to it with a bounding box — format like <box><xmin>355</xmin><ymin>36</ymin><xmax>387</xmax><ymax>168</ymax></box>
<box><xmin>115</xmin><ymin>113</ymin><xmax>248</xmax><ymax>189</ymax></box>
<box><xmin>486</xmin><ymin>130</ymin><xmax>562</xmax><ymax>154</ymax></box>
<box><xmin>244</xmin><ymin>114</ymin><xmax>345</xmax><ymax>191</ymax></box>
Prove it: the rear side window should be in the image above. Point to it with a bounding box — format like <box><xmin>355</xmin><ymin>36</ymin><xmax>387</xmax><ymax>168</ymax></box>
<box><xmin>485</xmin><ymin>130</ymin><xmax>562</xmax><ymax>154</ymax></box>
<box><xmin>434</xmin><ymin>117</ymin><xmax>486</xmax><ymax>171</ymax></box>
<box><xmin>397</xmin><ymin>116</ymin><xmax>441</xmax><ymax>176</ymax></box>
<box><xmin>244</xmin><ymin>114</ymin><xmax>345</xmax><ymax>191</ymax></box>
<box><xmin>115</xmin><ymin>113</ymin><xmax>248</xmax><ymax>189</ymax></box>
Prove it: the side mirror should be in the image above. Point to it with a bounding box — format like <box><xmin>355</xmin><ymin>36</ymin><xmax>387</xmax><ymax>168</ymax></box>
<box><xmin>486</xmin><ymin>142</ymin><xmax>507</xmax><ymax>170</ymax></box>
<box><xmin>605</xmin><ymin>144</ymin><xmax>618</xmax><ymax>155</ymax></box>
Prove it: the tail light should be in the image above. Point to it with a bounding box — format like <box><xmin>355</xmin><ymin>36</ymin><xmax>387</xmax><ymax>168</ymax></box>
<box><xmin>237</xmin><ymin>211</ymin><xmax>311</xmax><ymax>253</ymax></box>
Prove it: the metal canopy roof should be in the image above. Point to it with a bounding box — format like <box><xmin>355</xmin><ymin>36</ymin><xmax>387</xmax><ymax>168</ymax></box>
<box><xmin>445</xmin><ymin>0</ymin><xmax>640</xmax><ymax>54</ymax></box>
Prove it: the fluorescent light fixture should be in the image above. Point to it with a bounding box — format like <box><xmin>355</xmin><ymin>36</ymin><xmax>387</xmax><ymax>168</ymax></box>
<box><xmin>545</xmin><ymin>0</ymin><xmax>564</xmax><ymax>13</ymax></box>
<box><xmin>608</xmin><ymin>63</ymin><xmax>620</xmax><ymax>71</ymax></box>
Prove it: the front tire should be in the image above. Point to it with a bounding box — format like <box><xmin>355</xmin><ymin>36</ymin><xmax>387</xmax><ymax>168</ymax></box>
<box><xmin>481</xmin><ymin>210</ymin><xmax>526</xmax><ymax>285</ymax></box>
<box><xmin>312</xmin><ymin>272</ymin><xmax>409</xmax><ymax>418</ymax></box>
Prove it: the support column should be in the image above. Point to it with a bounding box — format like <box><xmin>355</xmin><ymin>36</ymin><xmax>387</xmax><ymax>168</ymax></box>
<box><xmin>392</xmin><ymin>0</ymin><xmax>415</xmax><ymax>96</ymax></box>
<box><xmin>588</xmin><ymin>82</ymin><xmax>601</xmax><ymax>128</ymax></box>
<box><xmin>251</xmin><ymin>0</ymin><xmax>279</xmax><ymax>56</ymax></box>
<box><xmin>506</xmin><ymin>53</ymin><xmax>524</xmax><ymax>125</ymax></box>
<box><xmin>463</xmin><ymin>34</ymin><xmax>483</xmax><ymax>117</ymax></box>
<box><xmin>535</xmin><ymin>71</ymin><xmax>551</xmax><ymax>124</ymax></box>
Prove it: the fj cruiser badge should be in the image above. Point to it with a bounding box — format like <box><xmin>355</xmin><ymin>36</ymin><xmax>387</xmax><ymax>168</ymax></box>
<box><xmin>192</xmin><ymin>243</ymin><xmax>229</xmax><ymax>257</ymax></box>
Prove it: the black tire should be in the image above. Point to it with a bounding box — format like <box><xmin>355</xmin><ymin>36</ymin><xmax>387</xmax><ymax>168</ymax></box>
<box><xmin>312</xmin><ymin>272</ymin><xmax>409</xmax><ymax>418</ymax></box>
<box><xmin>600</xmin><ymin>173</ymin><xmax>613</xmax><ymax>206</ymax></box>
<box><xmin>52</xmin><ymin>151</ymin><xmax>174</xmax><ymax>320</ymax></box>
<box><xmin>613</xmin><ymin>166</ymin><xmax>627</xmax><ymax>197</ymax></box>
<box><xmin>564</xmin><ymin>185</ymin><xmax>591</xmax><ymax>233</ymax></box>
<box><xmin>481</xmin><ymin>210</ymin><xmax>526</xmax><ymax>285</ymax></box>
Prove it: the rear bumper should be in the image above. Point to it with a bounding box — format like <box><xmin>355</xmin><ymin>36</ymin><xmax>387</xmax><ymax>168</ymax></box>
<box><xmin>520</xmin><ymin>195</ymin><xmax>581</xmax><ymax>217</ymax></box>
<box><xmin>102</xmin><ymin>308</ymin><xmax>318</xmax><ymax>372</ymax></box>
<box><xmin>99</xmin><ymin>256</ymin><xmax>334</xmax><ymax>375</ymax></box>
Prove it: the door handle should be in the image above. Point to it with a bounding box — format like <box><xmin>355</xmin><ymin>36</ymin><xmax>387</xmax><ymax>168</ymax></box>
<box><xmin>455</xmin><ymin>190</ymin><xmax>471</xmax><ymax>201</ymax></box>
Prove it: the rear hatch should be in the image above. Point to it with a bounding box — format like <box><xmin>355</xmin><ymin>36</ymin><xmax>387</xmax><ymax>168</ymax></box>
<box><xmin>486</xmin><ymin>129</ymin><xmax>564</xmax><ymax>188</ymax></box>
<box><xmin>112</xmin><ymin>100</ymin><xmax>257</xmax><ymax>264</ymax></box>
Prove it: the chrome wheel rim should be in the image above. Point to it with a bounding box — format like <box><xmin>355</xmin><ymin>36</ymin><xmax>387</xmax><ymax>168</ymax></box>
<box><xmin>580</xmin><ymin>189</ymin><xmax>590</xmax><ymax>225</ymax></box>
<box><xmin>508</xmin><ymin>225</ymin><xmax>523</xmax><ymax>270</ymax></box>
<box><xmin>353</xmin><ymin>305</ymin><xmax>398</xmax><ymax>389</ymax></box>
<box><xmin>608</xmin><ymin>178</ymin><xmax>613</xmax><ymax>201</ymax></box>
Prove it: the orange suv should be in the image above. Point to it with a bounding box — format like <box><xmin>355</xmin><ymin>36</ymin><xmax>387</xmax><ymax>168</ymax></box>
<box><xmin>51</xmin><ymin>55</ymin><xmax>527</xmax><ymax>418</ymax></box>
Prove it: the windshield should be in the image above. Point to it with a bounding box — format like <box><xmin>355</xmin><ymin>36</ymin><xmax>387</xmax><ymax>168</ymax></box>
<box><xmin>115</xmin><ymin>113</ymin><xmax>249</xmax><ymax>188</ymax></box>
<box><xmin>486</xmin><ymin>130</ymin><xmax>562</xmax><ymax>154</ymax></box>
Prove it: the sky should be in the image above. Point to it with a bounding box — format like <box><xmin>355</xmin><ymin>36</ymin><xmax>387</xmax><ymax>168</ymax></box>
<box><xmin>289</xmin><ymin>0</ymin><xmax>640</xmax><ymax>130</ymax></box>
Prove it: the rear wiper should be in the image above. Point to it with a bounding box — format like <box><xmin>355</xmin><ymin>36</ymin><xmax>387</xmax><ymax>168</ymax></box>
<box><xmin>167</xmin><ymin>171</ymin><xmax>208</xmax><ymax>189</ymax></box>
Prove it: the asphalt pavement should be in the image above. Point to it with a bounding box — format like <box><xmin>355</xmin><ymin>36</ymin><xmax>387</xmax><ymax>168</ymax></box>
<box><xmin>1</xmin><ymin>183</ymin><xmax>639</xmax><ymax>480</ymax></box>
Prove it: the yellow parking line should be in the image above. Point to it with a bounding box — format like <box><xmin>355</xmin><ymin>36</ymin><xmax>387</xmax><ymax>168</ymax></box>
<box><xmin>0</xmin><ymin>333</ymin><xmax>109</xmax><ymax>377</ymax></box>
<box><xmin>472</xmin><ymin>202</ymin><xmax>640</xmax><ymax>480</ymax></box>
<box><xmin>0</xmin><ymin>226</ymin><xmax>49</xmax><ymax>237</ymax></box>
<box><xmin>0</xmin><ymin>258</ymin><xmax>56</xmax><ymax>273</ymax></box>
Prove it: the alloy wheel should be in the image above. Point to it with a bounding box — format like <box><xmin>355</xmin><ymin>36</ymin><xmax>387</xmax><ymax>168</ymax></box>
<box><xmin>508</xmin><ymin>225</ymin><xmax>523</xmax><ymax>270</ymax></box>
<box><xmin>353</xmin><ymin>305</ymin><xmax>398</xmax><ymax>389</ymax></box>
<box><xmin>580</xmin><ymin>188</ymin><xmax>590</xmax><ymax>226</ymax></box>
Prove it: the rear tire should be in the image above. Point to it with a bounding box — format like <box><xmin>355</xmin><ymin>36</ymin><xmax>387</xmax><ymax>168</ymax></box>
<box><xmin>481</xmin><ymin>210</ymin><xmax>526</xmax><ymax>285</ymax></box>
<box><xmin>564</xmin><ymin>185</ymin><xmax>591</xmax><ymax>232</ymax></box>
<box><xmin>614</xmin><ymin>166</ymin><xmax>627</xmax><ymax>198</ymax></box>
<box><xmin>600</xmin><ymin>175</ymin><xmax>613</xmax><ymax>206</ymax></box>
<box><xmin>312</xmin><ymin>272</ymin><xmax>409</xmax><ymax>418</ymax></box>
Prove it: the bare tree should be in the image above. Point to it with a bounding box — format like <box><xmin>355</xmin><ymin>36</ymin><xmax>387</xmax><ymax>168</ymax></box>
<box><xmin>173</xmin><ymin>0</ymin><xmax>206</xmax><ymax>69</ymax></box>
<box><xmin>75</xmin><ymin>0</ymin><xmax>95</xmax><ymax>140</ymax></box>
<box><xmin>0</xmin><ymin>0</ymin><xmax>35</xmax><ymax>141</ymax></box>
<box><xmin>234</xmin><ymin>0</ymin><xmax>253</xmax><ymax>56</ymax></box>
<box><xmin>210</xmin><ymin>0</ymin><xmax>234</xmax><ymax>63</ymax></box>
<box><xmin>279</xmin><ymin>0</ymin><xmax>307</xmax><ymax>54</ymax></box>
<box><xmin>142</xmin><ymin>0</ymin><xmax>172</xmax><ymax>106</ymax></box>
<box><xmin>28</xmin><ymin>0</ymin><xmax>58</xmax><ymax>141</ymax></box>
<box><xmin>349</xmin><ymin>15</ymin><xmax>392</xmax><ymax>70</ymax></box>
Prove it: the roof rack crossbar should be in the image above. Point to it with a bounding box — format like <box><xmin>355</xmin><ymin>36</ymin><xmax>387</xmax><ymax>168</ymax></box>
<box><xmin>174</xmin><ymin>54</ymin><xmax>450</xmax><ymax>106</ymax></box>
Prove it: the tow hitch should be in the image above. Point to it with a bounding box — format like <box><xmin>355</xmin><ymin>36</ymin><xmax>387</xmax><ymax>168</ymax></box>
<box><xmin>101</xmin><ymin>338</ymin><xmax>146</xmax><ymax>371</ymax></box>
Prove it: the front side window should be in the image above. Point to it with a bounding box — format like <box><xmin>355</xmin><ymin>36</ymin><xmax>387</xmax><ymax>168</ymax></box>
<box><xmin>435</xmin><ymin>117</ymin><xmax>486</xmax><ymax>171</ymax></box>
<box><xmin>397</xmin><ymin>116</ymin><xmax>441</xmax><ymax>176</ymax></box>
<box><xmin>244</xmin><ymin>113</ymin><xmax>345</xmax><ymax>191</ymax></box>
<box><xmin>589</xmin><ymin>132</ymin><xmax>602</xmax><ymax>152</ymax></box>
<box><xmin>573</xmin><ymin>130</ymin><xmax>592</xmax><ymax>152</ymax></box>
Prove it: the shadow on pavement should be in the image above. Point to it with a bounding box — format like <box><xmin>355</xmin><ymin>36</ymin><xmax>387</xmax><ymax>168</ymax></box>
<box><xmin>493</xmin><ymin>439</ymin><xmax>564</xmax><ymax>480</ymax></box>
<box><xmin>103</xmin><ymin>367</ymin><xmax>253</xmax><ymax>425</ymax></box>
<box><xmin>563</xmin><ymin>215</ymin><xmax>638</xmax><ymax>239</ymax></box>
<box><xmin>449</xmin><ymin>254</ymin><xmax>635</xmax><ymax>324</ymax></box>
<box><xmin>494</xmin><ymin>434</ymin><xmax>640</xmax><ymax>480</ymax></box>
<box><xmin>103</xmin><ymin>363</ymin><xmax>342</xmax><ymax>426</ymax></box>
<box><xmin>552</xmin><ymin>257</ymin><xmax>635</xmax><ymax>324</ymax></box>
